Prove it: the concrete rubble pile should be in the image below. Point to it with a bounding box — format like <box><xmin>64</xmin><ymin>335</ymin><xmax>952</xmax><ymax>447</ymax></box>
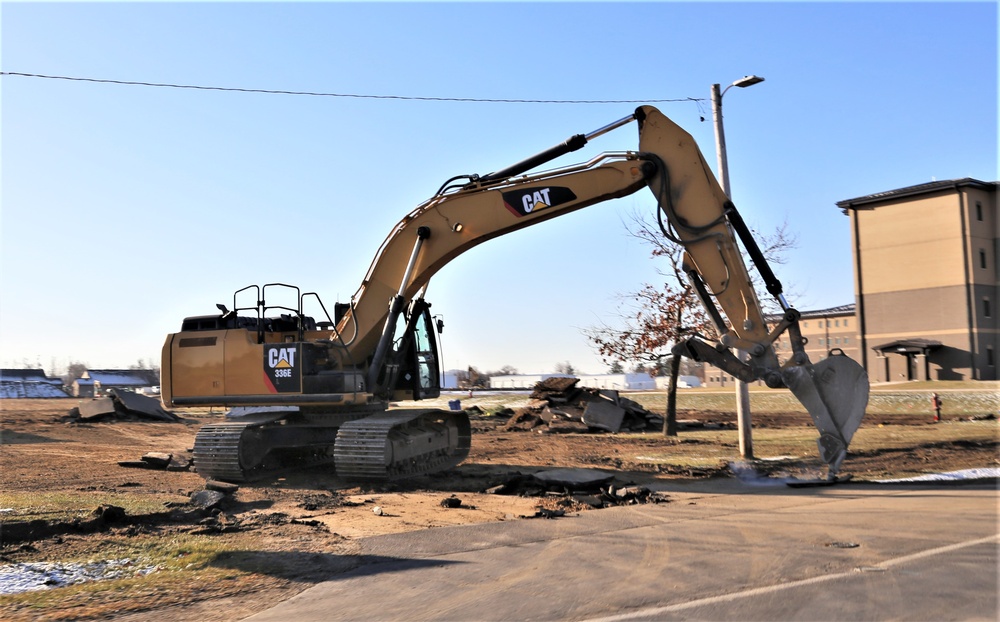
<box><xmin>66</xmin><ymin>389</ymin><xmax>181</xmax><ymax>423</ymax></box>
<box><xmin>485</xmin><ymin>468</ymin><xmax>671</xmax><ymax>514</ymax></box>
<box><xmin>117</xmin><ymin>451</ymin><xmax>192</xmax><ymax>472</ymax></box>
<box><xmin>503</xmin><ymin>377</ymin><xmax>663</xmax><ymax>434</ymax></box>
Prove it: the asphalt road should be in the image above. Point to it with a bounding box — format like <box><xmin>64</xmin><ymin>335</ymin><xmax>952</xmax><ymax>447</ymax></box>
<box><xmin>246</xmin><ymin>478</ymin><xmax>999</xmax><ymax>621</ymax></box>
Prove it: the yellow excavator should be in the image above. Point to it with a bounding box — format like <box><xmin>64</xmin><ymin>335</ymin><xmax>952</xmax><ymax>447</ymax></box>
<box><xmin>160</xmin><ymin>106</ymin><xmax>869</xmax><ymax>483</ymax></box>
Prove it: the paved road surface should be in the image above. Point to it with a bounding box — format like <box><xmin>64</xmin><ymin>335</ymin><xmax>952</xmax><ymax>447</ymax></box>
<box><xmin>247</xmin><ymin>478</ymin><xmax>998</xmax><ymax>621</ymax></box>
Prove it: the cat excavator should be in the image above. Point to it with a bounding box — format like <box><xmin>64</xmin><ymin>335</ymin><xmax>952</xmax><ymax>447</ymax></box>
<box><xmin>160</xmin><ymin>105</ymin><xmax>869</xmax><ymax>483</ymax></box>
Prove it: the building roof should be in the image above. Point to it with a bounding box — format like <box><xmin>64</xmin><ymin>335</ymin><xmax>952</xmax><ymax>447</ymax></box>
<box><xmin>81</xmin><ymin>369</ymin><xmax>159</xmax><ymax>386</ymax></box>
<box><xmin>0</xmin><ymin>368</ymin><xmax>61</xmax><ymax>383</ymax></box>
<box><xmin>0</xmin><ymin>381</ymin><xmax>70</xmax><ymax>399</ymax></box>
<box><xmin>766</xmin><ymin>303</ymin><xmax>855</xmax><ymax>322</ymax></box>
<box><xmin>836</xmin><ymin>178</ymin><xmax>997</xmax><ymax>210</ymax></box>
<box><xmin>797</xmin><ymin>304</ymin><xmax>856</xmax><ymax>319</ymax></box>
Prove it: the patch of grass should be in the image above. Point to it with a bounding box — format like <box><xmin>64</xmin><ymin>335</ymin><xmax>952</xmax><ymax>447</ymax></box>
<box><xmin>624</xmin><ymin>383</ymin><xmax>999</xmax><ymax>417</ymax></box>
<box><xmin>0</xmin><ymin>491</ymin><xmax>183</xmax><ymax>523</ymax></box>
<box><xmin>618</xmin><ymin>420</ymin><xmax>999</xmax><ymax>472</ymax></box>
<box><xmin>848</xmin><ymin>420</ymin><xmax>998</xmax><ymax>452</ymax></box>
<box><xmin>0</xmin><ymin>535</ymin><xmax>270</xmax><ymax>621</ymax></box>
<box><xmin>402</xmin><ymin>383</ymin><xmax>999</xmax><ymax>419</ymax></box>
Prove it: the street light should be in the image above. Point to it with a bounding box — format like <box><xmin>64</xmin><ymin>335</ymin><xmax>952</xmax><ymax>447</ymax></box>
<box><xmin>710</xmin><ymin>74</ymin><xmax>764</xmax><ymax>461</ymax></box>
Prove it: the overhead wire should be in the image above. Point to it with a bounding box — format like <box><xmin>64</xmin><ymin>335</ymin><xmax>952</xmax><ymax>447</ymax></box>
<box><xmin>0</xmin><ymin>71</ymin><xmax>704</xmax><ymax>105</ymax></box>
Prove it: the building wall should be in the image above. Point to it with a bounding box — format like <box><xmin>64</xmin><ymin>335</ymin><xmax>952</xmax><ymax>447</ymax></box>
<box><xmin>844</xmin><ymin>181</ymin><xmax>998</xmax><ymax>382</ymax></box>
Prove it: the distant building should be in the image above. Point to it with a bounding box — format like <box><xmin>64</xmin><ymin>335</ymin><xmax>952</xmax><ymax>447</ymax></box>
<box><xmin>489</xmin><ymin>374</ymin><xmax>574</xmax><ymax>389</ymax></box>
<box><xmin>576</xmin><ymin>373</ymin><xmax>656</xmax><ymax>391</ymax></box>
<box><xmin>488</xmin><ymin>373</ymin><xmax>658</xmax><ymax>391</ymax></box>
<box><xmin>73</xmin><ymin>369</ymin><xmax>159</xmax><ymax>397</ymax></box>
<box><xmin>838</xmin><ymin>178</ymin><xmax>998</xmax><ymax>381</ymax></box>
<box><xmin>654</xmin><ymin>375</ymin><xmax>702</xmax><ymax>390</ymax></box>
<box><xmin>441</xmin><ymin>371</ymin><xmax>461</xmax><ymax>390</ymax></box>
<box><xmin>0</xmin><ymin>368</ymin><xmax>68</xmax><ymax>399</ymax></box>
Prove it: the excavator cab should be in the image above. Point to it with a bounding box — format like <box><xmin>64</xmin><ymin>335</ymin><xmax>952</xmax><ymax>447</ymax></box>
<box><xmin>379</xmin><ymin>299</ymin><xmax>442</xmax><ymax>401</ymax></box>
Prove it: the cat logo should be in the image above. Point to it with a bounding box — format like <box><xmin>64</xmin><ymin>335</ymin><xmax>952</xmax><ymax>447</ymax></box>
<box><xmin>502</xmin><ymin>186</ymin><xmax>577</xmax><ymax>217</ymax></box>
<box><xmin>268</xmin><ymin>347</ymin><xmax>296</xmax><ymax>369</ymax></box>
<box><xmin>264</xmin><ymin>345</ymin><xmax>300</xmax><ymax>391</ymax></box>
<box><xmin>521</xmin><ymin>188</ymin><xmax>552</xmax><ymax>213</ymax></box>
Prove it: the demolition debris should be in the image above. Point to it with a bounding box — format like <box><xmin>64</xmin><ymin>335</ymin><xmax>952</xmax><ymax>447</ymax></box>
<box><xmin>66</xmin><ymin>390</ymin><xmax>181</xmax><ymax>423</ymax></box>
<box><xmin>485</xmin><ymin>467</ymin><xmax>672</xmax><ymax>511</ymax></box>
<box><xmin>503</xmin><ymin>377</ymin><xmax>663</xmax><ymax>434</ymax></box>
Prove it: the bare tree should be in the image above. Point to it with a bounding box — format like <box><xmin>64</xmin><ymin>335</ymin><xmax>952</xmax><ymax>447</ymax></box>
<box><xmin>62</xmin><ymin>361</ymin><xmax>89</xmax><ymax>389</ymax></box>
<box><xmin>554</xmin><ymin>361</ymin><xmax>577</xmax><ymax>375</ymax></box>
<box><xmin>584</xmin><ymin>210</ymin><xmax>797</xmax><ymax>435</ymax></box>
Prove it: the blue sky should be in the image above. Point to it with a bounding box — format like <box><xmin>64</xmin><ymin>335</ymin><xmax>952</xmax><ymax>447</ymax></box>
<box><xmin>1</xmin><ymin>1</ymin><xmax>996</xmax><ymax>376</ymax></box>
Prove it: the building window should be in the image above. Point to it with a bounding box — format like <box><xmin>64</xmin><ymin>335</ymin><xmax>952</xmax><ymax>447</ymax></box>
<box><xmin>834</xmin><ymin>319</ymin><xmax>839</xmax><ymax>327</ymax></box>
<box><xmin>976</xmin><ymin>201</ymin><xmax>983</xmax><ymax>221</ymax></box>
<box><xmin>803</xmin><ymin>321</ymin><xmax>808</xmax><ymax>328</ymax></box>
<box><xmin>980</xmin><ymin>249</ymin><xmax>987</xmax><ymax>269</ymax></box>
<box><xmin>989</xmin><ymin>346</ymin><xmax>995</xmax><ymax>367</ymax></box>
<box><xmin>985</xmin><ymin>297</ymin><xmax>992</xmax><ymax>319</ymax></box>
<box><xmin>843</xmin><ymin>319</ymin><xmax>849</xmax><ymax>327</ymax></box>
<box><xmin>843</xmin><ymin>337</ymin><xmax>850</xmax><ymax>345</ymax></box>
<box><xmin>834</xmin><ymin>337</ymin><xmax>840</xmax><ymax>345</ymax></box>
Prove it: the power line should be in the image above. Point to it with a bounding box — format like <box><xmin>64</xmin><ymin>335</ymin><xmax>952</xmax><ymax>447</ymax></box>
<box><xmin>0</xmin><ymin>71</ymin><xmax>703</xmax><ymax>105</ymax></box>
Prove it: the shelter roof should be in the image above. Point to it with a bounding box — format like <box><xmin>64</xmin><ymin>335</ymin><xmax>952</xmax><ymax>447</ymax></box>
<box><xmin>82</xmin><ymin>369</ymin><xmax>159</xmax><ymax>386</ymax></box>
<box><xmin>872</xmin><ymin>339</ymin><xmax>943</xmax><ymax>354</ymax></box>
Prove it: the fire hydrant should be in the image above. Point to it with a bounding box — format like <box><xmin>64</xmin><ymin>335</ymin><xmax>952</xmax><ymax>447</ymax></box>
<box><xmin>931</xmin><ymin>392</ymin><xmax>943</xmax><ymax>422</ymax></box>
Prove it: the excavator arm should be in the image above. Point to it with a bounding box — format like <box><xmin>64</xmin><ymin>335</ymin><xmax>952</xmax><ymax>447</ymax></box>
<box><xmin>338</xmin><ymin>105</ymin><xmax>868</xmax><ymax>477</ymax></box>
<box><xmin>634</xmin><ymin>106</ymin><xmax>868</xmax><ymax>477</ymax></box>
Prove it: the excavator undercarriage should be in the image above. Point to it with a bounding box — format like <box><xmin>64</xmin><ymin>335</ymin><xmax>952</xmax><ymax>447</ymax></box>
<box><xmin>192</xmin><ymin>406</ymin><xmax>471</xmax><ymax>482</ymax></box>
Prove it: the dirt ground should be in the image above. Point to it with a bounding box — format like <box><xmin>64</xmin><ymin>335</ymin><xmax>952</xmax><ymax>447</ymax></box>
<box><xmin>1</xmin><ymin>397</ymin><xmax>997</xmax><ymax>621</ymax></box>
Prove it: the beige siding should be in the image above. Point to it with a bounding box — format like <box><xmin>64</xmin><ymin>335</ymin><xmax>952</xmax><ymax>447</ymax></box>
<box><xmin>856</xmin><ymin>194</ymin><xmax>966</xmax><ymax>293</ymax></box>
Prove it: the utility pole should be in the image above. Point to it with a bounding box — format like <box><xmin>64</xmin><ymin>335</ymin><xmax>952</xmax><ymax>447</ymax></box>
<box><xmin>711</xmin><ymin>75</ymin><xmax>765</xmax><ymax>461</ymax></box>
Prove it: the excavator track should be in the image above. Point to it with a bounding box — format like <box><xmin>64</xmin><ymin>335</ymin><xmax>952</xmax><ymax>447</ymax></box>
<box><xmin>334</xmin><ymin>409</ymin><xmax>472</xmax><ymax>481</ymax></box>
<box><xmin>192</xmin><ymin>409</ymin><xmax>364</xmax><ymax>483</ymax></box>
<box><xmin>193</xmin><ymin>408</ymin><xmax>471</xmax><ymax>483</ymax></box>
<box><xmin>192</xmin><ymin>422</ymin><xmax>257</xmax><ymax>482</ymax></box>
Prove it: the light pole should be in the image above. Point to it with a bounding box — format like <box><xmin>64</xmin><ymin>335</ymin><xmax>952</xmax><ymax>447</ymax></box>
<box><xmin>711</xmin><ymin>74</ymin><xmax>764</xmax><ymax>461</ymax></box>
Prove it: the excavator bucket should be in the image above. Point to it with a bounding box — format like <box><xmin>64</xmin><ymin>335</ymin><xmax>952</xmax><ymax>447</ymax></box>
<box><xmin>781</xmin><ymin>351</ymin><xmax>870</xmax><ymax>478</ymax></box>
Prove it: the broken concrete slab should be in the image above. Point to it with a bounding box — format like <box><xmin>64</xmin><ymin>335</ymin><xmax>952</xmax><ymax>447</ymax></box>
<box><xmin>140</xmin><ymin>452</ymin><xmax>173</xmax><ymax>468</ymax></box>
<box><xmin>582</xmin><ymin>398</ymin><xmax>626</xmax><ymax>433</ymax></box>
<box><xmin>110</xmin><ymin>389</ymin><xmax>180</xmax><ymax>422</ymax></box>
<box><xmin>117</xmin><ymin>460</ymin><xmax>155</xmax><ymax>469</ymax></box>
<box><xmin>205</xmin><ymin>480</ymin><xmax>239</xmax><ymax>494</ymax></box>
<box><xmin>189</xmin><ymin>490</ymin><xmax>227</xmax><ymax>509</ymax></box>
<box><xmin>532</xmin><ymin>468</ymin><xmax>615</xmax><ymax>490</ymax></box>
<box><xmin>166</xmin><ymin>457</ymin><xmax>191</xmax><ymax>472</ymax></box>
<box><xmin>78</xmin><ymin>397</ymin><xmax>117</xmax><ymax>421</ymax></box>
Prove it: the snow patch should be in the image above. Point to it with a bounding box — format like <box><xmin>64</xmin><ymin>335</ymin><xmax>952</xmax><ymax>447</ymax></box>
<box><xmin>875</xmin><ymin>468</ymin><xmax>1000</xmax><ymax>483</ymax></box>
<box><xmin>0</xmin><ymin>559</ymin><xmax>159</xmax><ymax>595</ymax></box>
